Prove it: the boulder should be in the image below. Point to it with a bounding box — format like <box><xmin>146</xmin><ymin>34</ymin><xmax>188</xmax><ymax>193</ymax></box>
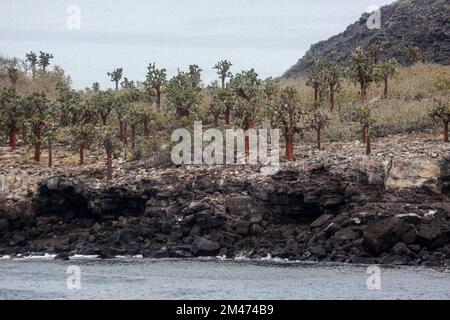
<box><xmin>416</xmin><ymin>222</ymin><xmax>442</xmax><ymax>241</ymax></box>
<box><xmin>363</xmin><ymin>217</ymin><xmax>408</xmax><ymax>254</ymax></box>
<box><xmin>309</xmin><ymin>245</ymin><xmax>327</xmax><ymax>258</ymax></box>
<box><xmin>355</xmin><ymin>156</ymin><xmax>386</xmax><ymax>185</ymax></box>
<box><xmin>9</xmin><ymin>233</ymin><xmax>26</xmax><ymax>247</ymax></box>
<box><xmin>160</xmin><ymin>221</ymin><xmax>172</xmax><ymax>234</ymax></box>
<box><xmin>402</xmin><ymin>229</ymin><xmax>417</xmax><ymax>244</ymax></box>
<box><xmin>392</xmin><ymin>242</ymin><xmax>410</xmax><ymax>256</ymax></box>
<box><xmin>222</xmin><ymin>231</ymin><xmax>240</xmax><ymax>246</ymax></box>
<box><xmin>189</xmin><ymin>225</ymin><xmax>202</xmax><ymax>237</ymax></box>
<box><xmin>283</xmin><ymin>238</ymin><xmax>299</xmax><ymax>257</ymax></box>
<box><xmin>193</xmin><ymin>237</ymin><xmax>220</xmax><ymax>256</ymax></box>
<box><xmin>334</xmin><ymin>227</ymin><xmax>359</xmax><ymax>241</ymax></box>
<box><xmin>310</xmin><ymin>214</ymin><xmax>333</xmax><ymax>228</ymax></box>
<box><xmin>235</xmin><ymin>221</ymin><xmax>251</xmax><ymax>235</ymax></box>
<box><xmin>385</xmin><ymin>158</ymin><xmax>441</xmax><ymax>192</ymax></box>
<box><xmin>225</xmin><ymin>196</ymin><xmax>252</xmax><ymax>215</ymax></box>
<box><xmin>416</xmin><ymin>220</ymin><xmax>450</xmax><ymax>248</ymax></box>
<box><xmin>117</xmin><ymin>228</ymin><xmax>137</xmax><ymax>244</ymax></box>
<box><xmin>55</xmin><ymin>252</ymin><xmax>70</xmax><ymax>260</ymax></box>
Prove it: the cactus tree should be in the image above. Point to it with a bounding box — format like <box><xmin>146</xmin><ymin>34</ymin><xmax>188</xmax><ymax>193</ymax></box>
<box><xmin>265</xmin><ymin>86</ymin><xmax>306</xmax><ymax>160</ymax></box>
<box><xmin>145</xmin><ymin>63</ymin><xmax>167</xmax><ymax>110</ymax></box>
<box><xmin>0</xmin><ymin>87</ymin><xmax>22</xmax><ymax>150</ymax></box>
<box><xmin>107</xmin><ymin>68</ymin><xmax>123</xmax><ymax>91</ymax></box>
<box><xmin>37</xmin><ymin>51</ymin><xmax>54</xmax><ymax>72</ymax></box>
<box><xmin>374</xmin><ymin>58</ymin><xmax>398</xmax><ymax>99</ymax></box>
<box><xmin>430</xmin><ymin>99</ymin><xmax>450</xmax><ymax>142</ymax></box>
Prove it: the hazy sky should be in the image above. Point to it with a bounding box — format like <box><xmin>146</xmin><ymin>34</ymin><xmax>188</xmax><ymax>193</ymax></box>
<box><xmin>0</xmin><ymin>0</ymin><xmax>396</xmax><ymax>89</ymax></box>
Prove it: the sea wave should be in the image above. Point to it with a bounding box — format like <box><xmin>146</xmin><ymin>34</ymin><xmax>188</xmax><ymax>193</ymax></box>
<box><xmin>10</xmin><ymin>253</ymin><xmax>56</xmax><ymax>260</ymax></box>
<box><xmin>69</xmin><ymin>254</ymin><xmax>99</xmax><ymax>260</ymax></box>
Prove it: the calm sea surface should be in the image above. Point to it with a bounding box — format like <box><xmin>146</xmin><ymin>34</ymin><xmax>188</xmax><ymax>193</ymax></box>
<box><xmin>0</xmin><ymin>257</ymin><xmax>449</xmax><ymax>299</ymax></box>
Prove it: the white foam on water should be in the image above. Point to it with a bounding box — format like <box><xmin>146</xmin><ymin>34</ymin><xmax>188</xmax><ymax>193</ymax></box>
<box><xmin>0</xmin><ymin>255</ymin><xmax>11</xmax><ymax>260</ymax></box>
<box><xmin>12</xmin><ymin>253</ymin><xmax>56</xmax><ymax>260</ymax></box>
<box><xmin>69</xmin><ymin>254</ymin><xmax>99</xmax><ymax>260</ymax></box>
<box><xmin>260</xmin><ymin>254</ymin><xmax>291</xmax><ymax>263</ymax></box>
<box><xmin>234</xmin><ymin>252</ymin><xmax>250</xmax><ymax>261</ymax></box>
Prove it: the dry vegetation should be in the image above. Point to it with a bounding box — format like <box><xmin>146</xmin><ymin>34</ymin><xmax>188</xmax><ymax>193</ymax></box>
<box><xmin>280</xmin><ymin>63</ymin><xmax>450</xmax><ymax>143</ymax></box>
<box><xmin>0</xmin><ymin>53</ymin><xmax>449</xmax><ymax>180</ymax></box>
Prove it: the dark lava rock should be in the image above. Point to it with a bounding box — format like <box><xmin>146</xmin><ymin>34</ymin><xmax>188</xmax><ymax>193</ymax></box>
<box><xmin>392</xmin><ymin>242</ymin><xmax>410</xmax><ymax>256</ymax></box>
<box><xmin>117</xmin><ymin>228</ymin><xmax>137</xmax><ymax>244</ymax></box>
<box><xmin>172</xmin><ymin>250</ymin><xmax>194</xmax><ymax>258</ymax></box>
<box><xmin>310</xmin><ymin>214</ymin><xmax>332</xmax><ymax>228</ymax></box>
<box><xmin>334</xmin><ymin>227</ymin><xmax>359</xmax><ymax>241</ymax></box>
<box><xmin>189</xmin><ymin>225</ymin><xmax>202</xmax><ymax>237</ymax></box>
<box><xmin>352</xmin><ymin>257</ymin><xmax>377</xmax><ymax>265</ymax></box>
<box><xmin>0</xmin><ymin>218</ymin><xmax>9</xmax><ymax>232</ymax></box>
<box><xmin>99</xmin><ymin>252</ymin><xmax>115</xmax><ymax>259</ymax></box>
<box><xmin>324</xmin><ymin>195</ymin><xmax>345</xmax><ymax>209</ymax></box>
<box><xmin>225</xmin><ymin>196</ymin><xmax>252</xmax><ymax>215</ymax></box>
<box><xmin>235</xmin><ymin>221</ymin><xmax>251</xmax><ymax>235</ymax></box>
<box><xmin>282</xmin><ymin>238</ymin><xmax>299</xmax><ymax>257</ymax></box>
<box><xmin>363</xmin><ymin>217</ymin><xmax>408</xmax><ymax>254</ymax></box>
<box><xmin>55</xmin><ymin>252</ymin><xmax>70</xmax><ymax>260</ymax></box>
<box><xmin>402</xmin><ymin>229</ymin><xmax>417</xmax><ymax>244</ymax></box>
<box><xmin>193</xmin><ymin>237</ymin><xmax>220</xmax><ymax>256</ymax></box>
<box><xmin>160</xmin><ymin>221</ymin><xmax>172</xmax><ymax>234</ymax></box>
<box><xmin>9</xmin><ymin>233</ymin><xmax>26</xmax><ymax>247</ymax></box>
<box><xmin>309</xmin><ymin>245</ymin><xmax>327</xmax><ymax>258</ymax></box>
<box><xmin>381</xmin><ymin>255</ymin><xmax>410</xmax><ymax>265</ymax></box>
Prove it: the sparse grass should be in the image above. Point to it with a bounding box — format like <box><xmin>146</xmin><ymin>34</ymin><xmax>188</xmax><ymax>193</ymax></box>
<box><xmin>284</xmin><ymin>63</ymin><xmax>450</xmax><ymax>143</ymax></box>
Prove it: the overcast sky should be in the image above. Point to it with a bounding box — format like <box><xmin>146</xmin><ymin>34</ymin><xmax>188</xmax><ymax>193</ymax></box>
<box><xmin>0</xmin><ymin>0</ymin><xmax>396</xmax><ymax>89</ymax></box>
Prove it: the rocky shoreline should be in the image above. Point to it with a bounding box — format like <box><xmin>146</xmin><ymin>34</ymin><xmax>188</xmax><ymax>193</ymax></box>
<box><xmin>1</xmin><ymin>134</ymin><xmax>450</xmax><ymax>267</ymax></box>
<box><xmin>1</xmin><ymin>162</ymin><xmax>449</xmax><ymax>267</ymax></box>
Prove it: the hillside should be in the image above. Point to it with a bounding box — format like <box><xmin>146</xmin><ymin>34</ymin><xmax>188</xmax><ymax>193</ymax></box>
<box><xmin>283</xmin><ymin>0</ymin><xmax>450</xmax><ymax>78</ymax></box>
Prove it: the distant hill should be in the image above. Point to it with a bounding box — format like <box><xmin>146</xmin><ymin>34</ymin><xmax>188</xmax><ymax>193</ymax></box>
<box><xmin>283</xmin><ymin>0</ymin><xmax>450</xmax><ymax>78</ymax></box>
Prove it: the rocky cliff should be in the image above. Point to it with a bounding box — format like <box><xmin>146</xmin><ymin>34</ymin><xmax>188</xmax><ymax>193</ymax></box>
<box><xmin>1</xmin><ymin>152</ymin><xmax>450</xmax><ymax>266</ymax></box>
<box><xmin>284</xmin><ymin>0</ymin><xmax>450</xmax><ymax>78</ymax></box>
<box><xmin>1</xmin><ymin>133</ymin><xmax>450</xmax><ymax>266</ymax></box>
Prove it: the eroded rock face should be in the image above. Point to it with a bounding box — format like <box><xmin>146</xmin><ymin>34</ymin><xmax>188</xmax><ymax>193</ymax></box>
<box><xmin>34</xmin><ymin>176</ymin><xmax>90</xmax><ymax>217</ymax></box>
<box><xmin>354</xmin><ymin>156</ymin><xmax>387</xmax><ymax>185</ymax></box>
<box><xmin>385</xmin><ymin>158</ymin><xmax>441</xmax><ymax>192</ymax></box>
<box><xmin>34</xmin><ymin>176</ymin><xmax>150</xmax><ymax>218</ymax></box>
<box><xmin>1</xmin><ymin>161</ymin><xmax>450</xmax><ymax>267</ymax></box>
<box><xmin>356</xmin><ymin>156</ymin><xmax>449</xmax><ymax>194</ymax></box>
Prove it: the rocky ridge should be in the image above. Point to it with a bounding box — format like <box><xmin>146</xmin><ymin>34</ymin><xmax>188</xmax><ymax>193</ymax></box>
<box><xmin>284</xmin><ymin>0</ymin><xmax>450</xmax><ymax>78</ymax></box>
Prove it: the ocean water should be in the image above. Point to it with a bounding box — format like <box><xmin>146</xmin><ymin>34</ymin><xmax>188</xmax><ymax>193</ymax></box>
<box><xmin>0</xmin><ymin>257</ymin><xmax>449</xmax><ymax>300</ymax></box>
